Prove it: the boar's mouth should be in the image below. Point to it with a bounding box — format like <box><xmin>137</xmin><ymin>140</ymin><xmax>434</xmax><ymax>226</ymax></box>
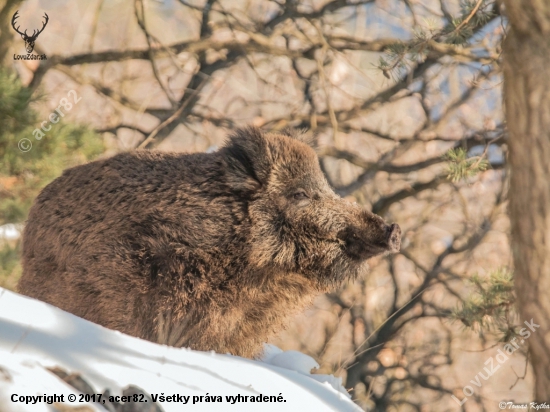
<box><xmin>338</xmin><ymin>223</ymin><xmax>401</xmax><ymax>260</ymax></box>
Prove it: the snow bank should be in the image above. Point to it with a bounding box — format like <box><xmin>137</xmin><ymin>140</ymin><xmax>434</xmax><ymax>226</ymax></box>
<box><xmin>0</xmin><ymin>224</ymin><xmax>22</xmax><ymax>241</ymax></box>
<box><xmin>0</xmin><ymin>288</ymin><xmax>360</xmax><ymax>411</ymax></box>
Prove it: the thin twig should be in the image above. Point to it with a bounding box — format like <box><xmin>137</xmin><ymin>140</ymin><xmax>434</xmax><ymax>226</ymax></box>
<box><xmin>137</xmin><ymin>79</ymin><xmax>206</xmax><ymax>149</ymax></box>
<box><xmin>450</xmin><ymin>0</ymin><xmax>484</xmax><ymax>35</ymax></box>
<box><xmin>312</xmin><ymin>21</ymin><xmax>340</xmax><ymax>147</ymax></box>
<box><xmin>134</xmin><ymin>0</ymin><xmax>177</xmax><ymax>106</ymax></box>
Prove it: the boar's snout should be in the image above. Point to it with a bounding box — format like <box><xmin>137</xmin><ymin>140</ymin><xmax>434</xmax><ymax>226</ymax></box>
<box><xmin>386</xmin><ymin>223</ymin><xmax>401</xmax><ymax>253</ymax></box>
<box><xmin>338</xmin><ymin>217</ymin><xmax>401</xmax><ymax>260</ymax></box>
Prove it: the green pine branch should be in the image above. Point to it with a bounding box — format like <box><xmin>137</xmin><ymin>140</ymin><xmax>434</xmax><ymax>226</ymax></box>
<box><xmin>376</xmin><ymin>0</ymin><xmax>495</xmax><ymax>79</ymax></box>
<box><xmin>451</xmin><ymin>268</ymin><xmax>516</xmax><ymax>340</ymax></box>
<box><xmin>444</xmin><ymin>147</ymin><xmax>489</xmax><ymax>182</ymax></box>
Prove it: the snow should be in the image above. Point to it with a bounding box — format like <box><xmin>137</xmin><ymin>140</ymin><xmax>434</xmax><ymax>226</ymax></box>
<box><xmin>266</xmin><ymin>349</ymin><xmax>320</xmax><ymax>375</ymax></box>
<box><xmin>0</xmin><ymin>356</ymin><xmax>105</xmax><ymax>412</ymax></box>
<box><xmin>0</xmin><ymin>288</ymin><xmax>361</xmax><ymax>411</ymax></box>
<box><xmin>0</xmin><ymin>224</ymin><xmax>22</xmax><ymax>241</ymax></box>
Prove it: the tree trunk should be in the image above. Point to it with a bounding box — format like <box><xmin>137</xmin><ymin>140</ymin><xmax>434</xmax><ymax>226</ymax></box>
<box><xmin>502</xmin><ymin>0</ymin><xmax>550</xmax><ymax>400</ymax></box>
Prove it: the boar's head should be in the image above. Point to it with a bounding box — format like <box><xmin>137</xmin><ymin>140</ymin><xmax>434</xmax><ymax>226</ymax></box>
<box><xmin>223</xmin><ymin>127</ymin><xmax>401</xmax><ymax>290</ymax></box>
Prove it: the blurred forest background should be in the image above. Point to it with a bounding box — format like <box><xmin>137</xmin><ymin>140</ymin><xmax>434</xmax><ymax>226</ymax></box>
<box><xmin>0</xmin><ymin>0</ymin><xmax>533</xmax><ymax>410</ymax></box>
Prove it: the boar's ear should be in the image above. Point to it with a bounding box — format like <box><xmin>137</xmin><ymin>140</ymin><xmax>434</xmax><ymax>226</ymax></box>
<box><xmin>278</xmin><ymin>127</ymin><xmax>317</xmax><ymax>149</ymax></box>
<box><xmin>223</xmin><ymin>126</ymin><xmax>272</xmax><ymax>190</ymax></box>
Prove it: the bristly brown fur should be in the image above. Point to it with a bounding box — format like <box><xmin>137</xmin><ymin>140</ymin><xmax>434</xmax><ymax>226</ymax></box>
<box><xmin>18</xmin><ymin>126</ymin><xmax>400</xmax><ymax>358</ymax></box>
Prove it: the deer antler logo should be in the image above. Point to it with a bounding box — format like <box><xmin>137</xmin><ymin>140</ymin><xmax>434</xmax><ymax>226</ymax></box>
<box><xmin>11</xmin><ymin>10</ymin><xmax>49</xmax><ymax>54</ymax></box>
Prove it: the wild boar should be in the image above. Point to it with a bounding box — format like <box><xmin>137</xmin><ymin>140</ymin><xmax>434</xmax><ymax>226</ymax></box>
<box><xmin>18</xmin><ymin>127</ymin><xmax>400</xmax><ymax>358</ymax></box>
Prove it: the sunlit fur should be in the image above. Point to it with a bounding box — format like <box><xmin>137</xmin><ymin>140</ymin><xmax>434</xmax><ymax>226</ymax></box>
<box><xmin>19</xmin><ymin>126</ymin><xmax>400</xmax><ymax>358</ymax></box>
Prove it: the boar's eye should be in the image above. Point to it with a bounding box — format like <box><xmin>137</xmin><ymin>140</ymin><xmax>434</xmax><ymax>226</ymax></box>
<box><xmin>292</xmin><ymin>191</ymin><xmax>309</xmax><ymax>201</ymax></box>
